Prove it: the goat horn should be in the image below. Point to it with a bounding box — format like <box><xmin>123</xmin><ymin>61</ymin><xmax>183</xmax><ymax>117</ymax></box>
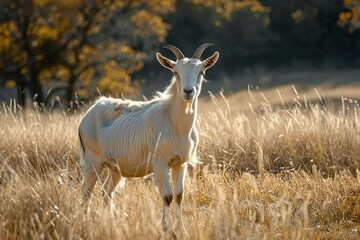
<box><xmin>192</xmin><ymin>43</ymin><xmax>213</xmax><ymax>60</ymax></box>
<box><xmin>163</xmin><ymin>45</ymin><xmax>185</xmax><ymax>60</ymax></box>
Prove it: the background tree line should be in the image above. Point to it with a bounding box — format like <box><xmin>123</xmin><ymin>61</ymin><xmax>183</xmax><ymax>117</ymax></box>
<box><xmin>0</xmin><ymin>0</ymin><xmax>359</xmax><ymax>108</ymax></box>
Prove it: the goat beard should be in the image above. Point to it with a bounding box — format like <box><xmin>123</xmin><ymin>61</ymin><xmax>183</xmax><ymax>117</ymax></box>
<box><xmin>185</xmin><ymin>99</ymin><xmax>194</xmax><ymax>115</ymax></box>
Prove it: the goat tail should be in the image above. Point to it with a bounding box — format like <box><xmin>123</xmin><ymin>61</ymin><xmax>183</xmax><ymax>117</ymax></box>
<box><xmin>78</xmin><ymin>128</ymin><xmax>86</xmax><ymax>158</ymax></box>
<box><xmin>78</xmin><ymin>128</ymin><xmax>89</xmax><ymax>173</ymax></box>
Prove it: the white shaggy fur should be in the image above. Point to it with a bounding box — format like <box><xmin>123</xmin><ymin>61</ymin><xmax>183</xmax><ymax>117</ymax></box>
<box><xmin>78</xmin><ymin>44</ymin><xmax>219</xmax><ymax>232</ymax></box>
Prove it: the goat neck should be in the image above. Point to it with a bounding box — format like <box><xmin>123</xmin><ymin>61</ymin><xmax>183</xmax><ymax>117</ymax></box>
<box><xmin>166</xmin><ymin>78</ymin><xmax>198</xmax><ymax>136</ymax></box>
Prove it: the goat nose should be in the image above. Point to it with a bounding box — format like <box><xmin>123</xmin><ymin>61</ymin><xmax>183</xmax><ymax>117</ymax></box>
<box><xmin>183</xmin><ymin>88</ymin><xmax>194</xmax><ymax>95</ymax></box>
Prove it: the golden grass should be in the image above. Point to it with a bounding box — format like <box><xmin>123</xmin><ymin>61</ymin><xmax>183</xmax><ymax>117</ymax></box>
<box><xmin>1</xmin><ymin>89</ymin><xmax>360</xmax><ymax>239</ymax></box>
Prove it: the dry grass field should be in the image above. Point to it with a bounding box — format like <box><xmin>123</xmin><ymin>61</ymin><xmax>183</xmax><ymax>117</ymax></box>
<box><xmin>1</xmin><ymin>85</ymin><xmax>360</xmax><ymax>239</ymax></box>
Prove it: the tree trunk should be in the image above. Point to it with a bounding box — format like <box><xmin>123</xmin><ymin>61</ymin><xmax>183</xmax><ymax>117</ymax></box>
<box><xmin>16</xmin><ymin>78</ymin><xmax>27</xmax><ymax>108</ymax></box>
<box><xmin>64</xmin><ymin>70</ymin><xmax>77</xmax><ymax>110</ymax></box>
<box><xmin>20</xmin><ymin>10</ymin><xmax>45</xmax><ymax>108</ymax></box>
<box><xmin>65</xmin><ymin>85</ymin><xmax>74</xmax><ymax>105</ymax></box>
<box><xmin>28</xmin><ymin>58</ymin><xmax>44</xmax><ymax>106</ymax></box>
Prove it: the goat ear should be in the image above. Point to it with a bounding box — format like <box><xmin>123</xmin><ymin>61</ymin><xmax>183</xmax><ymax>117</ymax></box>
<box><xmin>156</xmin><ymin>52</ymin><xmax>175</xmax><ymax>70</ymax></box>
<box><xmin>202</xmin><ymin>51</ymin><xmax>219</xmax><ymax>70</ymax></box>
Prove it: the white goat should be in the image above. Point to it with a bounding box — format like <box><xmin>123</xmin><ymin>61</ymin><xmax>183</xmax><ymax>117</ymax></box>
<box><xmin>78</xmin><ymin>44</ymin><xmax>219</xmax><ymax>230</ymax></box>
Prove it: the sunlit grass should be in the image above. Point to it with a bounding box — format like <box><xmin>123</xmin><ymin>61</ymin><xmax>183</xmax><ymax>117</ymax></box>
<box><xmin>1</xmin><ymin>89</ymin><xmax>360</xmax><ymax>239</ymax></box>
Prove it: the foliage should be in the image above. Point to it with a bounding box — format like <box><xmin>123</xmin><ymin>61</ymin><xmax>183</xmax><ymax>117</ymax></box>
<box><xmin>1</xmin><ymin>0</ymin><xmax>359</xmax><ymax>107</ymax></box>
<box><xmin>161</xmin><ymin>0</ymin><xmax>359</xmax><ymax>76</ymax></box>
<box><xmin>339</xmin><ymin>0</ymin><xmax>360</xmax><ymax>32</ymax></box>
<box><xmin>0</xmin><ymin>0</ymin><xmax>175</xmax><ymax>107</ymax></box>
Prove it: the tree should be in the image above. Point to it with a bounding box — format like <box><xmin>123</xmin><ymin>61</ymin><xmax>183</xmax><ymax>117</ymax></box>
<box><xmin>0</xmin><ymin>0</ymin><xmax>175</xmax><ymax>108</ymax></box>
<box><xmin>257</xmin><ymin>0</ymin><xmax>358</xmax><ymax>66</ymax></box>
<box><xmin>339</xmin><ymin>0</ymin><xmax>360</xmax><ymax>32</ymax></box>
<box><xmin>153</xmin><ymin>0</ymin><xmax>271</xmax><ymax>74</ymax></box>
<box><xmin>0</xmin><ymin>0</ymin><xmax>47</xmax><ymax>106</ymax></box>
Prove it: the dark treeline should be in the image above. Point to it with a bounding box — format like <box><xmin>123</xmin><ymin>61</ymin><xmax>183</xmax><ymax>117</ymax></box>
<box><xmin>0</xmin><ymin>0</ymin><xmax>359</xmax><ymax>107</ymax></box>
<box><xmin>147</xmin><ymin>0</ymin><xmax>359</xmax><ymax>78</ymax></box>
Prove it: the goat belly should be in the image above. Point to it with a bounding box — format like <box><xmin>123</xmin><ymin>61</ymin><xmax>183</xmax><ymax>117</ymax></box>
<box><xmin>103</xmin><ymin>155</ymin><xmax>154</xmax><ymax>178</ymax></box>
